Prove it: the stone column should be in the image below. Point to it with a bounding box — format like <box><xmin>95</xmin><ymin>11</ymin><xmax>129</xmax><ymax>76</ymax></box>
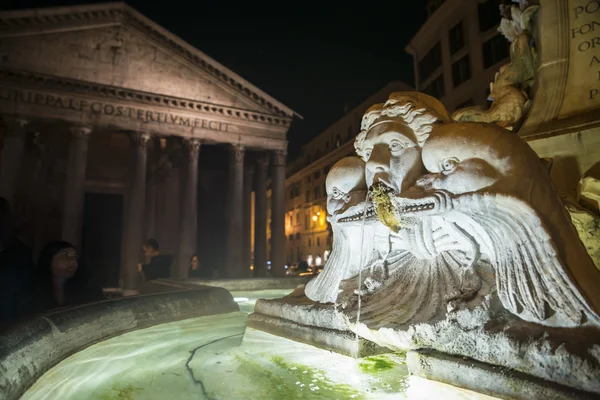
<box><xmin>254</xmin><ymin>154</ymin><xmax>268</xmax><ymax>277</ymax></box>
<box><xmin>178</xmin><ymin>138</ymin><xmax>201</xmax><ymax>279</ymax></box>
<box><xmin>270</xmin><ymin>149</ymin><xmax>286</xmax><ymax>276</ymax></box>
<box><xmin>0</xmin><ymin>118</ymin><xmax>28</xmax><ymax>205</ymax></box>
<box><xmin>122</xmin><ymin>132</ymin><xmax>151</xmax><ymax>292</ymax></box>
<box><xmin>226</xmin><ymin>144</ymin><xmax>245</xmax><ymax>278</ymax></box>
<box><xmin>145</xmin><ymin>176</ymin><xmax>157</xmax><ymax>240</ymax></box>
<box><xmin>242</xmin><ymin>164</ymin><xmax>254</xmax><ymax>277</ymax></box>
<box><xmin>61</xmin><ymin>126</ymin><xmax>92</xmax><ymax>247</ymax></box>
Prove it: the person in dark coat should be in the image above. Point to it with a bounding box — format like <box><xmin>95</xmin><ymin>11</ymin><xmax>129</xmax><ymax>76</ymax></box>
<box><xmin>137</xmin><ymin>238</ymin><xmax>172</xmax><ymax>281</ymax></box>
<box><xmin>0</xmin><ymin>197</ymin><xmax>34</xmax><ymax>327</ymax></box>
<box><xmin>188</xmin><ymin>253</ymin><xmax>211</xmax><ymax>278</ymax></box>
<box><xmin>30</xmin><ymin>241</ymin><xmax>104</xmax><ymax>313</ymax></box>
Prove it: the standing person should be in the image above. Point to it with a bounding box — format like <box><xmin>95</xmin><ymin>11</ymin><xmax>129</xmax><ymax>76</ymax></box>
<box><xmin>30</xmin><ymin>240</ymin><xmax>104</xmax><ymax>313</ymax></box>
<box><xmin>0</xmin><ymin>197</ymin><xmax>35</xmax><ymax>327</ymax></box>
<box><xmin>137</xmin><ymin>238</ymin><xmax>172</xmax><ymax>281</ymax></box>
<box><xmin>188</xmin><ymin>253</ymin><xmax>211</xmax><ymax>278</ymax></box>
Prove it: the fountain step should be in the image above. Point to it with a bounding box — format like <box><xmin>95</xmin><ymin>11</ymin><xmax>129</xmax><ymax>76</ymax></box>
<box><xmin>407</xmin><ymin>349</ymin><xmax>600</xmax><ymax>400</ymax></box>
<box><xmin>248</xmin><ymin>311</ymin><xmax>387</xmax><ymax>358</ymax></box>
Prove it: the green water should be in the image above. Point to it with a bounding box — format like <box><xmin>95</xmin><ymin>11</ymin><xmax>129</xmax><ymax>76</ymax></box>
<box><xmin>22</xmin><ymin>290</ymin><xmax>497</xmax><ymax>400</ymax></box>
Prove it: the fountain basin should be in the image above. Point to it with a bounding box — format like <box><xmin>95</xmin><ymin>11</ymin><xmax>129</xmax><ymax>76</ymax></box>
<box><xmin>0</xmin><ymin>286</ymin><xmax>241</xmax><ymax>400</ymax></box>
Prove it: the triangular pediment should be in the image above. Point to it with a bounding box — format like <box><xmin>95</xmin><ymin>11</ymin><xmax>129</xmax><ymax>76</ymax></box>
<box><xmin>0</xmin><ymin>2</ymin><xmax>298</xmax><ymax>119</ymax></box>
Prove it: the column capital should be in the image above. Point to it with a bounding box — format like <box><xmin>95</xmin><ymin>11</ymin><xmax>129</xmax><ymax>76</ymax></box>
<box><xmin>256</xmin><ymin>152</ymin><xmax>269</xmax><ymax>167</ymax></box>
<box><xmin>184</xmin><ymin>137</ymin><xmax>202</xmax><ymax>155</ymax></box>
<box><xmin>230</xmin><ymin>143</ymin><xmax>245</xmax><ymax>164</ymax></box>
<box><xmin>3</xmin><ymin>117</ymin><xmax>28</xmax><ymax>137</ymax></box>
<box><xmin>271</xmin><ymin>149</ymin><xmax>287</xmax><ymax>167</ymax></box>
<box><xmin>69</xmin><ymin>126</ymin><xmax>93</xmax><ymax>139</ymax></box>
<box><xmin>131</xmin><ymin>131</ymin><xmax>152</xmax><ymax>147</ymax></box>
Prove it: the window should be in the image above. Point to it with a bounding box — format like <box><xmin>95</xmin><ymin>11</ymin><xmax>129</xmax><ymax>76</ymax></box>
<box><xmin>317</xmin><ymin>237</ymin><xmax>321</xmax><ymax>246</ymax></box>
<box><xmin>307</xmin><ymin>176</ymin><xmax>311</xmax><ymax>183</ymax></box>
<box><xmin>336</xmin><ymin>134</ymin><xmax>342</xmax><ymax>147</ymax></box>
<box><xmin>325</xmin><ymin>141</ymin><xmax>329</xmax><ymax>150</ymax></box>
<box><xmin>305</xmin><ymin>190</ymin><xmax>310</xmax><ymax>202</ymax></box>
<box><xmin>478</xmin><ymin>0</ymin><xmax>501</xmax><ymax>32</ymax></box>
<box><xmin>305</xmin><ymin>213</ymin><xmax>309</xmax><ymax>229</ymax></box>
<box><xmin>418</xmin><ymin>43</ymin><xmax>442</xmax><ymax>83</ymax></box>
<box><xmin>482</xmin><ymin>34</ymin><xmax>509</xmax><ymax>68</ymax></box>
<box><xmin>456</xmin><ymin>98</ymin><xmax>475</xmax><ymax>109</ymax></box>
<box><xmin>449</xmin><ymin>21</ymin><xmax>465</xmax><ymax>54</ymax></box>
<box><xmin>314</xmin><ymin>186</ymin><xmax>320</xmax><ymax>199</ymax></box>
<box><xmin>314</xmin><ymin>170</ymin><xmax>321</xmax><ymax>179</ymax></box>
<box><xmin>308</xmin><ymin>238</ymin><xmax>312</xmax><ymax>247</ymax></box>
<box><xmin>296</xmin><ymin>212</ymin><xmax>300</xmax><ymax>224</ymax></box>
<box><xmin>452</xmin><ymin>55</ymin><xmax>471</xmax><ymax>87</ymax></box>
<box><xmin>295</xmin><ymin>233</ymin><xmax>301</xmax><ymax>240</ymax></box>
<box><xmin>423</xmin><ymin>75</ymin><xmax>445</xmax><ymax>98</ymax></box>
<box><xmin>289</xmin><ymin>235</ymin><xmax>293</xmax><ymax>241</ymax></box>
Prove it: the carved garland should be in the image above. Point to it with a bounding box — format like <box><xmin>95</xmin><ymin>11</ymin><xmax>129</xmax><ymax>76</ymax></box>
<box><xmin>0</xmin><ymin>5</ymin><xmax>292</xmax><ymax>119</ymax></box>
<box><xmin>0</xmin><ymin>70</ymin><xmax>292</xmax><ymax>128</ymax></box>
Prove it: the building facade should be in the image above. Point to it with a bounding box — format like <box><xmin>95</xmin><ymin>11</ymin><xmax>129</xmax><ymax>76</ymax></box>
<box><xmin>406</xmin><ymin>0</ymin><xmax>510</xmax><ymax>113</ymax></box>
<box><xmin>265</xmin><ymin>81</ymin><xmax>412</xmax><ymax>269</ymax></box>
<box><xmin>0</xmin><ymin>3</ymin><xmax>298</xmax><ymax>288</ymax></box>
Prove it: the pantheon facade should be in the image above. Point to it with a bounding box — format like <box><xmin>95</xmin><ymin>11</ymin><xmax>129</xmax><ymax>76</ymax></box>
<box><xmin>0</xmin><ymin>3</ymin><xmax>298</xmax><ymax>290</ymax></box>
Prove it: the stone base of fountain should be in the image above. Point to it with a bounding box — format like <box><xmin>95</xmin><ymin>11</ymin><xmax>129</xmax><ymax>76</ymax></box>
<box><xmin>251</xmin><ymin>286</ymin><xmax>600</xmax><ymax>399</ymax></box>
<box><xmin>353</xmin><ymin>296</ymin><xmax>600</xmax><ymax>399</ymax></box>
<box><xmin>248</xmin><ymin>285</ymin><xmax>388</xmax><ymax>358</ymax></box>
<box><xmin>407</xmin><ymin>350</ymin><xmax>595</xmax><ymax>400</ymax></box>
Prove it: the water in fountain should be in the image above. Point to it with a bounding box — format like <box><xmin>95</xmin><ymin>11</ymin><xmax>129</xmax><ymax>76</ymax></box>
<box><xmin>354</xmin><ymin>190</ymin><xmax>372</xmax><ymax>360</ymax></box>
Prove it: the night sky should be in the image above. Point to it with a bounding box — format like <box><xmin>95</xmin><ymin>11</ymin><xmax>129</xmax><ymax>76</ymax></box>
<box><xmin>1</xmin><ymin>0</ymin><xmax>426</xmax><ymax>158</ymax></box>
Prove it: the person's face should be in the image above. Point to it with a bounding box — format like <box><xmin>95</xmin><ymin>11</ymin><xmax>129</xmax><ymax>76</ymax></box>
<box><xmin>361</xmin><ymin>123</ymin><xmax>425</xmax><ymax>193</ymax></box>
<box><xmin>142</xmin><ymin>245</ymin><xmax>152</xmax><ymax>256</ymax></box>
<box><xmin>191</xmin><ymin>256</ymin><xmax>199</xmax><ymax>270</ymax></box>
<box><xmin>51</xmin><ymin>247</ymin><xmax>78</xmax><ymax>278</ymax></box>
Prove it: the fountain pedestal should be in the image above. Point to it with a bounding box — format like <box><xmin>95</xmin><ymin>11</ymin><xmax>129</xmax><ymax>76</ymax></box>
<box><xmin>248</xmin><ymin>285</ymin><xmax>387</xmax><ymax>358</ymax></box>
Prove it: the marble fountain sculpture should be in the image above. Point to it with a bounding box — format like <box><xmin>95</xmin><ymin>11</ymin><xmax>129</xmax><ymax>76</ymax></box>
<box><xmin>249</xmin><ymin>91</ymin><xmax>600</xmax><ymax>399</ymax></box>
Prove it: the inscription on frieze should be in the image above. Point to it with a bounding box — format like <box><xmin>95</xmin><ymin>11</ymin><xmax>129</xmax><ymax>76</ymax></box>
<box><xmin>561</xmin><ymin>0</ymin><xmax>600</xmax><ymax>116</ymax></box>
<box><xmin>0</xmin><ymin>87</ymin><xmax>231</xmax><ymax>132</ymax></box>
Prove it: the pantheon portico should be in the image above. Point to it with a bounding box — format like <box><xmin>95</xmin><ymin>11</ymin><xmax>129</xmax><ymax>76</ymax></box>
<box><xmin>0</xmin><ymin>2</ymin><xmax>298</xmax><ymax>290</ymax></box>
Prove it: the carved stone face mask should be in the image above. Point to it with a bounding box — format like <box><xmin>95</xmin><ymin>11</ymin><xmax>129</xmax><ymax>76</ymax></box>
<box><xmin>325</xmin><ymin>157</ymin><xmax>375</xmax><ymax>225</ymax></box>
<box><xmin>360</xmin><ymin>121</ymin><xmax>425</xmax><ymax>193</ymax></box>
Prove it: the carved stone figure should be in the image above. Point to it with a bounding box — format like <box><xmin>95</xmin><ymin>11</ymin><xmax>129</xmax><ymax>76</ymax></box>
<box><xmin>452</xmin><ymin>3</ymin><xmax>539</xmax><ymax>130</ymax></box>
<box><xmin>305</xmin><ymin>156</ymin><xmax>389</xmax><ymax>303</ymax></box>
<box><xmin>348</xmin><ymin>91</ymin><xmax>600</xmax><ymax>329</ymax></box>
<box><xmin>338</xmin><ymin>93</ymin><xmax>494</xmax><ymax>330</ymax></box>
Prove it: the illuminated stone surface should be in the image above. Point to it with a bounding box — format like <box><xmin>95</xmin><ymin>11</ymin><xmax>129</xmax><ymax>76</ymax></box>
<box><xmin>21</xmin><ymin>314</ymin><xmax>496</xmax><ymax>400</ymax></box>
<box><xmin>251</xmin><ymin>91</ymin><xmax>600</xmax><ymax>398</ymax></box>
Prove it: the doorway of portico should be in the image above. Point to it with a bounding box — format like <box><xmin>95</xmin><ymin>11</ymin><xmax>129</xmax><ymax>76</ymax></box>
<box><xmin>81</xmin><ymin>192</ymin><xmax>124</xmax><ymax>288</ymax></box>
